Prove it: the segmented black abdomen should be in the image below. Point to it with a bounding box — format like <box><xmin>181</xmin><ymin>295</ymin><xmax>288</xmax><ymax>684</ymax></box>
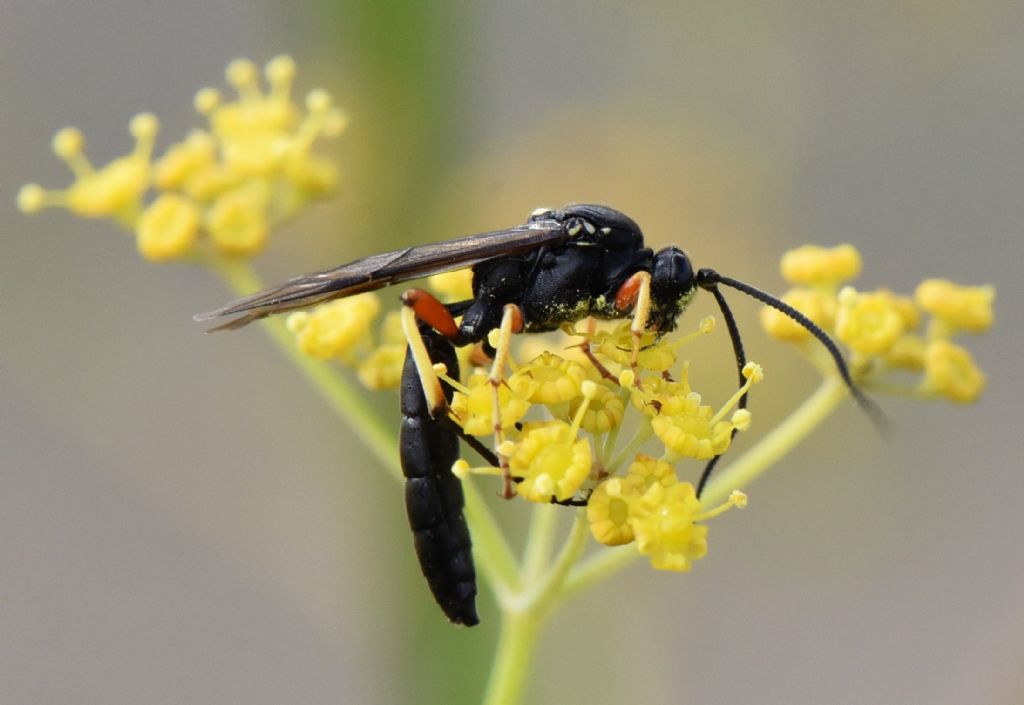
<box><xmin>399</xmin><ymin>328</ymin><xmax>478</xmax><ymax>626</ymax></box>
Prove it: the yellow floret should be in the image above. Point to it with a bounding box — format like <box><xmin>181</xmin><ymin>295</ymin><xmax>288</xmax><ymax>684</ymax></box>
<box><xmin>625</xmin><ymin>454</ymin><xmax>679</xmax><ymax>491</ymax></box>
<box><xmin>509</xmin><ymin>420</ymin><xmax>592</xmax><ymax>502</ymax></box>
<box><xmin>567</xmin><ymin>381</ymin><xmax>625</xmax><ymax>434</ymax></box>
<box><xmin>357</xmin><ymin>344</ymin><xmax>406</xmax><ymax>390</ymax></box>
<box><xmin>650</xmin><ymin>395</ymin><xmax>735</xmax><ymax>459</ymax></box>
<box><xmin>153</xmin><ymin>130</ymin><xmax>217</xmax><ymax>191</ymax></box>
<box><xmin>594</xmin><ymin>324</ymin><xmax>677</xmax><ymax>372</ymax></box>
<box><xmin>630</xmin><ymin>482</ymin><xmax>708</xmax><ymax>571</ymax></box>
<box><xmin>915</xmin><ymin>279</ymin><xmax>995</xmax><ymax>334</ymax></box>
<box><xmin>760</xmin><ymin>288</ymin><xmax>836</xmax><ymax>342</ymax></box>
<box><xmin>135</xmin><ymin>194</ymin><xmax>200</xmax><ymax>262</ymax></box>
<box><xmin>780</xmin><ymin>243</ymin><xmax>862</xmax><ymax>287</ymax></box>
<box><xmin>205</xmin><ymin>184</ymin><xmax>270</xmax><ymax>256</ymax></box>
<box><xmin>587</xmin><ymin>475</ymin><xmax>646</xmax><ymax>546</ymax></box>
<box><xmin>649</xmin><ymin>363</ymin><xmax>759</xmax><ymax>459</ymax></box>
<box><xmin>886</xmin><ymin>335</ymin><xmax>927</xmax><ymax>370</ymax></box>
<box><xmin>834</xmin><ymin>287</ymin><xmax>905</xmax><ymax>356</ymax></box>
<box><xmin>428</xmin><ymin>268</ymin><xmax>474</xmax><ymax>302</ymax></box>
<box><xmin>449</xmin><ymin>372</ymin><xmax>532</xmax><ymax>436</ymax></box>
<box><xmin>378</xmin><ymin>310</ymin><xmax>406</xmax><ymax>346</ymax></box>
<box><xmin>510</xmin><ymin>351</ymin><xmax>588</xmax><ymax>405</ymax></box>
<box><xmin>286</xmin><ymin>294</ymin><xmax>381</xmax><ymax>360</ymax></box>
<box><xmin>921</xmin><ymin>339</ymin><xmax>986</xmax><ymax>403</ymax></box>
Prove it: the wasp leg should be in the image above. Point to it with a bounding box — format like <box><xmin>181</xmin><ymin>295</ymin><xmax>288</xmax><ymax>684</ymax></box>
<box><xmin>614</xmin><ymin>270</ymin><xmax>652</xmax><ymax>382</ymax></box>
<box><xmin>550</xmin><ymin>494</ymin><xmax>591</xmax><ymax>507</ymax></box>
<box><xmin>578</xmin><ymin>318</ymin><xmax>619</xmax><ymax>384</ymax></box>
<box><xmin>441</xmin><ymin>414</ymin><xmax>499</xmax><ymax>468</ymax></box>
<box><xmin>399</xmin><ymin>291</ymin><xmax>478</xmax><ymax>626</ymax></box>
<box><xmin>399</xmin><ymin>289</ymin><xmax>463</xmax><ymax>417</ymax></box>
<box><xmin>488</xmin><ymin>303</ymin><xmax>524</xmax><ymax>499</ymax></box>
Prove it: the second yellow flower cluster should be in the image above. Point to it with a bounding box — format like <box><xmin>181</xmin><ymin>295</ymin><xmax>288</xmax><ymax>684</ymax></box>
<box><xmin>760</xmin><ymin>244</ymin><xmax>992</xmax><ymax>403</ymax></box>
<box><xmin>19</xmin><ymin>56</ymin><xmax>346</xmax><ymax>263</ymax></box>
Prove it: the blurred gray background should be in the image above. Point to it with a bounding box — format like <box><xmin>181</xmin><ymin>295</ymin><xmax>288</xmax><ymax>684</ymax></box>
<box><xmin>3</xmin><ymin>2</ymin><xmax>1021</xmax><ymax>703</ymax></box>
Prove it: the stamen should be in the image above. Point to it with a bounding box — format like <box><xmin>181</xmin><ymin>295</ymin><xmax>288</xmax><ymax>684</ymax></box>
<box><xmin>709</xmin><ymin>362</ymin><xmax>763</xmax><ymax>426</ymax></box>
<box><xmin>694</xmin><ymin>490</ymin><xmax>748</xmax><ymax>522</ymax></box>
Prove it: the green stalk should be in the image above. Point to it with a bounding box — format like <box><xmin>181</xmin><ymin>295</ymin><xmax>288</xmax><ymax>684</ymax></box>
<box><xmin>481</xmin><ymin>610</ymin><xmax>540</xmax><ymax>705</ymax></box>
<box><xmin>483</xmin><ymin>511</ymin><xmax>590</xmax><ymax>705</ymax></box>
<box><xmin>521</xmin><ymin>504</ymin><xmax>559</xmax><ymax>583</ymax></box>
<box><xmin>700</xmin><ymin>376</ymin><xmax>847</xmax><ymax>506</ymax></box>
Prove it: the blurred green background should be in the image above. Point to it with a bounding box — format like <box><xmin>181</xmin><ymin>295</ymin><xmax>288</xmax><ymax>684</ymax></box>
<box><xmin>3</xmin><ymin>2</ymin><xmax>1021</xmax><ymax>703</ymax></box>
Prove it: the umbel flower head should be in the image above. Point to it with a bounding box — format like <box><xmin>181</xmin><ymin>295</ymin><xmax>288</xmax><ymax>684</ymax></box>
<box><xmin>292</xmin><ymin>279</ymin><xmax>755</xmax><ymax>573</ymax></box>
<box><xmin>19</xmin><ymin>56</ymin><xmax>346</xmax><ymax>263</ymax></box>
<box><xmin>761</xmin><ymin>243</ymin><xmax>993</xmax><ymax>404</ymax></box>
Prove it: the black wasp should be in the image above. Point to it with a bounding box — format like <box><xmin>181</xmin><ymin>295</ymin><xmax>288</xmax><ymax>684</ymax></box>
<box><xmin>197</xmin><ymin>204</ymin><xmax>879</xmax><ymax>627</ymax></box>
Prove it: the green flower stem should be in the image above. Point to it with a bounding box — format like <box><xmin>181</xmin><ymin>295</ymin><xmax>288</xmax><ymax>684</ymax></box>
<box><xmin>606</xmin><ymin>422</ymin><xmax>654</xmax><ymax>474</ymax></box>
<box><xmin>521</xmin><ymin>504</ymin><xmax>559</xmax><ymax>583</ymax></box>
<box><xmin>700</xmin><ymin>376</ymin><xmax>847</xmax><ymax>506</ymax></box>
<box><xmin>482</xmin><ymin>610</ymin><xmax>540</xmax><ymax>705</ymax></box>
<box><xmin>518</xmin><ymin>509</ymin><xmax>589</xmax><ymax>613</ymax></box>
<box><xmin>461</xmin><ymin>477</ymin><xmax>520</xmax><ymax>593</ymax></box>
<box><xmin>560</xmin><ymin>376</ymin><xmax>848</xmax><ymax>599</ymax></box>
<box><xmin>210</xmin><ymin>258</ymin><xmax>399</xmax><ymax>477</ymax></box>
<box><xmin>208</xmin><ymin>258</ymin><xmax>520</xmax><ymax>593</ymax></box>
<box><xmin>484</xmin><ymin>511</ymin><xmax>589</xmax><ymax>705</ymax></box>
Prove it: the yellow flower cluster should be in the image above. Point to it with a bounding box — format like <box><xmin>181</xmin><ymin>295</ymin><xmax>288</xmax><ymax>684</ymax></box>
<box><xmin>19</xmin><ymin>56</ymin><xmax>346</xmax><ymax>263</ymax></box>
<box><xmin>587</xmin><ymin>455</ymin><xmax>746</xmax><ymax>571</ymax></box>
<box><xmin>761</xmin><ymin>244</ymin><xmax>993</xmax><ymax>404</ymax></box>
<box><xmin>287</xmin><ymin>275</ymin><xmax>753</xmax><ymax>571</ymax></box>
<box><xmin>285</xmin><ymin>271</ymin><xmax>478</xmax><ymax>391</ymax></box>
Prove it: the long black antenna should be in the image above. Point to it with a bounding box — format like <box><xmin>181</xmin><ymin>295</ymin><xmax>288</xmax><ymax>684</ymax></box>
<box><xmin>697</xmin><ymin>268</ymin><xmax>887</xmax><ymax>433</ymax></box>
<box><xmin>696</xmin><ymin>284</ymin><xmax>748</xmax><ymax>498</ymax></box>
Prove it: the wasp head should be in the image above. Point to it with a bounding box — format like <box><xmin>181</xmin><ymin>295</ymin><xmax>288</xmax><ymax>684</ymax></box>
<box><xmin>650</xmin><ymin>246</ymin><xmax>696</xmax><ymax>332</ymax></box>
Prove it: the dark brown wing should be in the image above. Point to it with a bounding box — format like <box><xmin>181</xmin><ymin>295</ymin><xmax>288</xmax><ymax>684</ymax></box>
<box><xmin>195</xmin><ymin>219</ymin><xmax>567</xmax><ymax>330</ymax></box>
